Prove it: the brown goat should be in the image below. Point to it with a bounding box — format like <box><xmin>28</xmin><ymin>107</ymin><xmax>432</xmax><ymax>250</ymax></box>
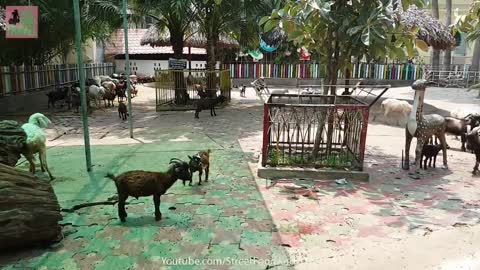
<box><xmin>106</xmin><ymin>159</ymin><xmax>192</xmax><ymax>222</ymax></box>
<box><xmin>188</xmin><ymin>149</ymin><xmax>211</xmax><ymax>185</ymax></box>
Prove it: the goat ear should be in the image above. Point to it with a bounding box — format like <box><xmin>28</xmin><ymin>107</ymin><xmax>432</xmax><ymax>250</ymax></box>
<box><xmin>188</xmin><ymin>155</ymin><xmax>193</xmax><ymax>160</ymax></box>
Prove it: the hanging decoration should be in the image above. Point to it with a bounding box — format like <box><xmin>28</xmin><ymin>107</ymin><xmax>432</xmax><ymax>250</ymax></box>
<box><xmin>248</xmin><ymin>49</ymin><xmax>264</xmax><ymax>60</ymax></box>
<box><xmin>284</xmin><ymin>50</ymin><xmax>292</xmax><ymax>56</ymax></box>
<box><xmin>298</xmin><ymin>47</ymin><xmax>311</xmax><ymax>61</ymax></box>
<box><xmin>260</xmin><ymin>37</ymin><xmax>279</xmax><ymax>52</ymax></box>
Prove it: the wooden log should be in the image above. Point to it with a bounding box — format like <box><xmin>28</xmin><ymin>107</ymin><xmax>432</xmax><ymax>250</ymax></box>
<box><xmin>0</xmin><ymin>163</ymin><xmax>62</xmax><ymax>251</ymax></box>
<box><xmin>0</xmin><ymin>120</ymin><xmax>27</xmax><ymax>167</ymax></box>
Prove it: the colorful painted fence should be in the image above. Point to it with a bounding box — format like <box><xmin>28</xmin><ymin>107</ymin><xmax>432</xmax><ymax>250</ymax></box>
<box><xmin>223</xmin><ymin>63</ymin><xmax>326</xmax><ymax>79</ymax></box>
<box><xmin>0</xmin><ymin>63</ymin><xmax>115</xmax><ymax>97</ymax></box>
<box><xmin>225</xmin><ymin>63</ymin><xmax>471</xmax><ymax>80</ymax></box>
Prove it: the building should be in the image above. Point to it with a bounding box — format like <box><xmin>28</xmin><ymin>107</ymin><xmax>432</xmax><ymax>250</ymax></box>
<box><xmin>104</xmin><ymin>29</ymin><xmax>213</xmax><ymax>76</ymax></box>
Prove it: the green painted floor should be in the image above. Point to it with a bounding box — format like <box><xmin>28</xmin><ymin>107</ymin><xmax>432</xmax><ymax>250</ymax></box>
<box><xmin>2</xmin><ymin>124</ymin><xmax>291</xmax><ymax>270</ymax></box>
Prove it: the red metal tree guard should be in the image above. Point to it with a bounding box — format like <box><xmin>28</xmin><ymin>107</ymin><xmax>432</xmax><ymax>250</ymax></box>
<box><xmin>261</xmin><ymin>94</ymin><xmax>369</xmax><ymax>171</ymax></box>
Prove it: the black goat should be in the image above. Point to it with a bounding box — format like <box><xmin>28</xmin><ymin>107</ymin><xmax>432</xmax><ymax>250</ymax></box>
<box><xmin>195</xmin><ymin>95</ymin><xmax>227</xmax><ymax>119</ymax></box>
<box><xmin>118</xmin><ymin>101</ymin><xmax>128</xmax><ymax>120</ymax></box>
<box><xmin>466</xmin><ymin>127</ymin><xmax>480</xmax><ymax>175</ymax></box>
<box><xmin>47</xmin><ymin>86</ymin><xmax>69</xmax><ymax>109</ymax></box>
<box><xmin>420</xmin><ymin>144</ymin><xmax>443</xmax><ymax>169</ymax></box>
<box><xmin>106</xmin><ymin>159</ymin><xmax>192</xmax><ymax>222</ymax></box>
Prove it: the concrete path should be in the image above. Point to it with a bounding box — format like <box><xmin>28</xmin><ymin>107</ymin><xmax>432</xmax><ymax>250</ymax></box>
<box><xmin>1</xmin><ymin>84</ymin><xmax>480</xmax><ymax>270</ymax></box>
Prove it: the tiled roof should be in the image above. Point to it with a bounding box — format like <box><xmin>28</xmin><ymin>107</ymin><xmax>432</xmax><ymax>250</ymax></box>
<box><xmin>105</xmin><ymin>29</ymin><xmax>206</xmax><ymax>56</ymax></box>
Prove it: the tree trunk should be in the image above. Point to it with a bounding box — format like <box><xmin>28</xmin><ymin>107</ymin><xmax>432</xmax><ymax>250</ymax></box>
<box><xmin>470</xmin><ymin>39</ymin><xmax>480</xmax><ymax>72</ymax></box>
<box><xmin>0</xmin><ymin>163</ymin><xmax>62</xmax><ymax>251</ymax></box>
<box><xmin>205</xmin><ymin>15</ymin><xmax>218</xmax><ymax>98</ymax></box>
<box><xmin>443</xmin><ymin>0</ymin><xmax>452</xmax><ymax>72</ymax></box>
<box><xmin>171</xmin><ymin>33</ymin><xmax>188</xmax><ymax>105</ymax></box>
<box><xmin>0</xmin><ymin>120</ymin><xmax>26</xmax><ymax>167</ymax></box>
<box><xmin>431</xmin><ymin>0</ymin><xmax>441</xmax><ymax>74</ymax></box>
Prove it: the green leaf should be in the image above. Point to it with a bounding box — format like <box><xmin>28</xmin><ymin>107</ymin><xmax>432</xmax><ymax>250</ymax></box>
<box><xmin>347</xmin><ymin>26</ymin><xmax>364</xmax><ymax>36</ymax></box>
<box><xmin>361</xmin><ymin>28</ymin><xmax>370</xmax><ymax>46</ymax></box>
<box><xmin>259</xmin><ymin>16</ymin><xmax>270</xmax><ymax>26</ymax></box>
<box><xmin>263</xmin><ymin>20</ymin><xmax>277</xmax><ymax>33</ymax></box>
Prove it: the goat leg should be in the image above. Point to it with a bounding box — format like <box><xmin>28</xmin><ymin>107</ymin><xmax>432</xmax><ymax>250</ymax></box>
<box><xmin>40</xmin><ymin>150</ymin><xmax>54</xmax><ymax>180</ymax></box>
<box><xmin>198</xmin><ymin>170</ymin><xmax>203</xmax><ymax>185</ymax></box>
<box><xmin>118</xmin><ymin>194</ymin><xmax>128</xmax><ymax>222</ymax></box>
<box><xmin>205</xmin><ymin>166</ymin><xmax>209</xmax><ymax>182</ymax></box>
<box><xmin>153</xmin><ymin>194</ymin><xmax>162</xmax><ymax>221</ymax></box>
<box><xmin>210</xmin><ymin>107</ymin><xmax>214</xmax><ymax>117</ymax></box>
<box><xmin>26</xmin><ymin>154</ymin><xmax>36</xmax><ymax>174</ymax></box>
<box><xmin>461</xmin><ymin>134</ymin><xmax>467</xmax><ymax>152</ymax></box>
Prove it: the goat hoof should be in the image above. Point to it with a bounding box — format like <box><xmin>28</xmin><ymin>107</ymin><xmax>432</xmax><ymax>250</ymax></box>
<box><xmin>120</xmin><ymin>217</ymin><xmax>126</xmax><ymax>222</ymax></box>
<box><xmin>155</xmin><ymin>215</ymin><xmax>162</xmax><ymax>221</ymax></box>
<box><xmin>441</xmin><ymin>165</ymin><xmax>448</xmax><ymax>170</ymax></box>
<box><xmin>198</xmin><ymin>182</ymin><xmax>202</xmax><ymax>186</ymax></box>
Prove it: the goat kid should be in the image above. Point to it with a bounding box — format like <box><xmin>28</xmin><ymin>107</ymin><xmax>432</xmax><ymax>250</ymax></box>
<box><xmin>106</xmin><ymin>159</ymin><xmax>192</xmax><ymax>222</ymax></box>
<box><xmin>420</xmin><ymin>144</ymin><xmax>443</xmax><ymax>169</ymax></box>
<box><xmin>118</xmin><ymin>101</ymin><xmax>128</xmax><ymax>121</ymax></box>
<box><xmin>186</xmin><ymin>149</ymin><xmax>211</xmax><ymax>185</ymax></box>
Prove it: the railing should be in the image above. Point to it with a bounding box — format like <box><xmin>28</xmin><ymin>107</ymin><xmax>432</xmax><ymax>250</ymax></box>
<box><xmin>0</xmin><ymin>63</ymin><xmax>115</xmax><ymax>97</ymax></box>
<box><xmin>262</xmin><ymin>94</ymin><xmax>369</xmax><ymax>171</ymax></box>
<box><xmin>155</xmin><ymin>69</ymin><xmax>231</xmax><ymax>111</ymax></box>
<box><xmin>425</xmin><ymin>70</ymin><xmax>480</xmax><ymax>88</ymax></box>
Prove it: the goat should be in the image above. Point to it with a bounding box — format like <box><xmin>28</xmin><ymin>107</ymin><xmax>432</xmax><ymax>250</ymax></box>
<box><xmin>21</xmin><ymin>113</ymin><xmax>54</xmax><ymax>180</ymax></box>
<box><xmin>240</xmin><ymin>85</ymin><xmax>246</xmax><ymax>97</ymax></box>
<box><xmin>195</xmin><ymin>95</ymin><xmax>227</xmax><ymax>119</ymax></box>
<box><xmin>88</xmin><ymin>85</ymin><xmax>106</xmax><ymax>108</ymax></box>
<box><xmin>381</xmin><ymin>99</ymin><xmax>412</xmax><ymax>117</ymax></box>
<box><xmin>420</xmin><ymin>144</ymin><xmax>443</xmax><ymax>169</ymax></box>
<box><xmin>102</xmin><ymin>81</ymin><xmax>117</xmax><ymax>107</ymax></box>
<box><xmin>105</xmin><ymin>159</ymin><xmax>192</xmax><ymax>222</ymax></box>
<box><xmin>187</xmin><ymin>150</ymin><xmax>211</xmax><ymax>186</ymax></box>
<box><xmin>115</xmin><ymin>80</ymin><xmax>127</xmax><ymax>102</ymax></box>
<box><xmin>466</xmin><ymin>127</ymin><xmax>480</xmax><ymax>175</ymax></box>
<box><xmin>118</xmin><ymin>101</ymin><xmax>128</xmax><ymax>120</ymax></box>
<box><xmin>46</xmin><ymin>86</ymin><xmax>69</xmax><ymax>109</ymax></box>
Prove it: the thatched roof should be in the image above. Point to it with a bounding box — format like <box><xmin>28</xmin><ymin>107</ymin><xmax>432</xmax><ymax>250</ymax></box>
<box><xmin>399</xmin><ymin>5</ymin><xmax>455</xmax><ymax>50</ymax></box>
<box><xmin>0</xmin><ymin>7</ymin><xmax>5</xmax><ymax>31</ymax></box>
<box><xmin>140</xmin><ymin>25</ymin><xmax>239</xmax><ymax>49</ymax></box>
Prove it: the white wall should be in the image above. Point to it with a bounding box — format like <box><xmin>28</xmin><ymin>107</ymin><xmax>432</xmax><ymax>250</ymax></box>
<box><xmin>115</xmin><ymin>59</ymin><xmax>220</xmax><ymax>76</ymax></box>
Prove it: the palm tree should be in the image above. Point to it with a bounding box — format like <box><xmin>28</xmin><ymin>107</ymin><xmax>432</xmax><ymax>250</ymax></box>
<box><xmin>443</xmin><ymin>0</ymin><xmax>452</xmax><ymax>72</ymax></box>
<box><xmin>431</xmin><ymin>0</ymin><xmax>441</xmax><ymax>73</ymax></box>
<box><xmin>133</xmin><ymin>0</ymin><xmax>196</xmax><ymax>104</ymax></box>
<box><xmin>192</xmin><ymin>0</ymin><xmax>276</xmax><ymax>96</ymax></box>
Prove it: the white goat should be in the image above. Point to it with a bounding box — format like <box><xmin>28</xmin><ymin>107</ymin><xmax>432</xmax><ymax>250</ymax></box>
<box><xmin>88</xmin><ymin>85</ymin><xmax>106</xmax><ymax>108</ymax></box>
<box><xmin>21</xmin><ymin>113</ymin><xmax>54</xmax><ymax>180</ymax></box>
<box><xmin>381</xmin><ymin>98</ymin><xmax>412</xmax><ymax>117</ymax></box>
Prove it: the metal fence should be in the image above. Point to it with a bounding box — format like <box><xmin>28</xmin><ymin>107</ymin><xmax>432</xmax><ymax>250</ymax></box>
<box><xmin>425</xmin><ymin>70</ymin><xmax>480</xmax><ymax>88</ymax></box>
<box><xmin>262</xmin><ymin>94</ymin><xmax>369</xmax><ymax>171</ymax></box>
<box><xmin>0</xmin><ymin>63</ymin><xmax>115</xmax><ymax>97</ymax></box>
<box><xmin>155</xmin><ymin>69</ymin><xmax>231</xmax><ymax>111</ymax></box>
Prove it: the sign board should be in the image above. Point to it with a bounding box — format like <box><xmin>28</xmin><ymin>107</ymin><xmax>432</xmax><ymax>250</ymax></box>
<box><xmin>5</xmin><ymin>6</ymin><xmax>38</xmax><ymax>39</ymax></box>
<box><xmin>168</xmin><ymin>58</ymin><xmax>187</xmax><ymax>70</ymax></box>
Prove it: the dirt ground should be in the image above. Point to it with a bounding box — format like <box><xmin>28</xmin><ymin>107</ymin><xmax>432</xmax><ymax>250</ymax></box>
<box><xmin>1</xmin><ymin>84</ymin><xmax>480</xmax><ymax>270</ymax></box>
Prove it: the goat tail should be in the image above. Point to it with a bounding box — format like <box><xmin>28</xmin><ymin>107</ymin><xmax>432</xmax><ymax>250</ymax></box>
<box><xmin>106</xmin><ymin>173</ymin><xmax>116</xmax><ymax>181</ymax></box>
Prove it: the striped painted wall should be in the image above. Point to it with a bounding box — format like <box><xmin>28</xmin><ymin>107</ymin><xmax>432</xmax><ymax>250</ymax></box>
<box><xmin>223</xmin><ymin>63</ymin><xmax>475</xmax><ymax>80</ymax></box>
<box><xmin>0</xmin><ymin>63</ymin><xmax>115</xmax><ymax>97</ymax></box>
